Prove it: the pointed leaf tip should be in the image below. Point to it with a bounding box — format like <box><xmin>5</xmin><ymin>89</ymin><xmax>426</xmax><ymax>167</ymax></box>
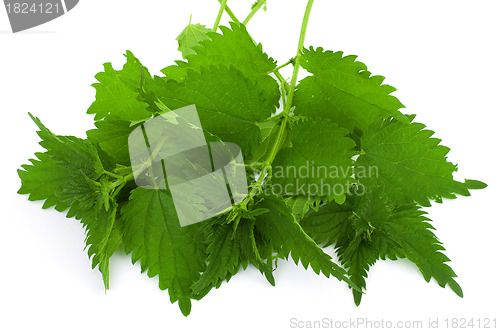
<box><xmin>178</xmin><ymin>298</ymin><xmax>192</xmax><ymax>316</ymax></box>
<box><xmin>353</xmin><ymin>290</ymin><xmax>363</xmax><ymax>306</ymax></box>
<box><xmin>449</xmin><ymin>280</ymin><xmax>464</xmax><ymax>298</ymax></box>
<box><xmin>464</xmin><ymin>179</ymin><xmax>487</xmax><ymax>190</ymax></box>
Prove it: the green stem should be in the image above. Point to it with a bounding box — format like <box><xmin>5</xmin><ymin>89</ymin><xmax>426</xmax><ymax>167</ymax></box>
<box><xmin>273</xmin><ymin>71</ymin><xmax>289</xmax><ymax>106</ymax></box>
<box><xmin>296</xmin><ymin>0</ymin><xmax>315</xmax><ymax>59</ymax></box>
<box><xmin>240</xmin><ymin>0</ymin><xmax>315</xmax><ymax>206</ymax></box>
<box><xmin>217</xmin><ymin>0</ymin><xmax>240</xmax><ymax>24</ymax></box>
<box><xmin>114</xmin><ymin>165</ymin><xmax>132</xmax><ymax>173</ymax></box>
<box><xmin>103</xmin><ymin>170</ymin><xmax>123</xmax><ymax>180</ymax></box>
<box><xmin>243</xmin><ymin>0</ymin><xmax>266</xmax><ymax>25</ymax></box>
<box><xmin>111</xmin><ymin>183</ymin><xmax>126</xmax><ymax>199</ymax></box>
<box><xmin>269</xmin><ymin>58</ymin><xmax>295</xmax><ymax>74</ymax></box>
<box><xmin>213</xmin><ymin>0</ymin><xmax>228</xmax><ymax>31</ymax></box>
<box><xmin>109</xmin><ymin>0</ymin><xmax>316</xmax><ymax>209</ymax></box>
<box><xmin>264</xmin><ymin>0</ymin><xmax>315</xmax><ymax>164</ymax></box>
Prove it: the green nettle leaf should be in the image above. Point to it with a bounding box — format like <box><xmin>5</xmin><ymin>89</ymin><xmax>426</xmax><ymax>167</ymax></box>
<box><xmin>29</xmin><ymin>113</ymin><xmax>106</xmax><ymax>178</ymax></box>
<box><xmin>272</xmin><ymin>118</ymin><xmax>356</xmax><ymax>199</ymax></box>
<box><xmin>18</xmin><ymin>152</ymin><xmax>71</xmax><ymax>212</ymax></box>
<box><xmin>156</xmin><ymin>65</ymin><xmax>278</xmax><ymax>157</ymax></box>
<box><xmin>294</xmin><ymin>47</ymin><xmax>409</xmax><ymax>133</ymax></box>
<box><xmin>176</xmin><ymin>22</ymin><xmax>211</xmax><ymax>59</ymax></box>
<box><xmin>381</xmin><ymin>205</ymin><xmax>464</xmax><ymax>297</ymax></box>
<box><xmin>162</xmin><ymin>22</ymin><xmax>279</xmax><ymax>106</ymax></box>
<box><xmin>247</xmin><ymin>115</ymin><xmax>283</xmax><ymax>164</ymax></box>
<box><xmin>236</xmin><ymin>218</ymin><xmax>275</xmax><ymax>286</ymax></box>
<box><xmin>253</xmin><ymin>194</ymin><xmax>358</xmax><ymax>289</ymax></box>
<box><xmin>88</xmin><ymin>51</ymin><xmax>152</xmax><ymax>122</ymax></box>
<box><xmin>191</xmin><ymin>222</ymin><xmax>241</xmax><ymax>295</ymax></box>
<box><xmin>300</xmin><ymin>197</ymin><xmax>358</xmax><ymax>249</ymax></box>
<box><xmin>70</xmin><ymin>196</ymin><xmax>119</xmax><ymax>290</ymax></box>
<box><xmin>87</xmin><ymin>116</ymin><xmax>140</xmax><ymax>166</ymax></box>
<box><xmin>356</xmin><ymin>118</ymin><xmax>486</xmax><ymax>206</ymax></box>
<box><xmin>17</xmin><ymin>2</ymin><xmax>486</xmax><ymax>317</ymax></box>
<box><xmin>284</xmin><ymin>195</ymin><xmax>322</xmax><ymax>220</ymax></box>
<box><xmin>20</xmin><ymin>115</ymin><xmax>121</xmax><ymax>289</ymax></box>
<box><xmin>301</xmin><ymin>192</ymin><xmax>462</xmax><ymax>305</ymax></box>
<box><xmin>122</xmin><ymin>188</ymin><xmax>207</xmax><ymax>316</ymax></box>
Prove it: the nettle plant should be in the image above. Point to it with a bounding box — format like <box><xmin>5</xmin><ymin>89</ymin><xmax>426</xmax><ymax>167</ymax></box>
<box><xmin>18</xmin><ymin>0</ymin><xmax>486</xmax><ymax>316</ymax></box>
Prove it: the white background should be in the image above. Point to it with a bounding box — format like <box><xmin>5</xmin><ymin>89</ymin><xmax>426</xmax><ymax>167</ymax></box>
<box><xmin>1</xmin><ymin>1</ymin><xmax>499</xmax><ymax>331</ymax></box>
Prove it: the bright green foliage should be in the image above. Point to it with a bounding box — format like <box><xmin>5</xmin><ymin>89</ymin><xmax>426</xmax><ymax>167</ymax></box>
<box><xmin>357</xmin><ymin>117</ymin><xmax>485</xmax><ymax>207</ymax></box>
<box><xmin>254</xmin><ymin>195</ymin><xmax>356</xmax><ymax>288</ymax></box>
<box><xmin>301</xmin><ymin>192</ymin><xmax>463</xmax><ymax>305</ymax></box>
<box><xmin>162</xmin><ymin>22</ymin><xmax>279</xmax><ymax>105</ymax></box>
<box><xmin>191</xmin><ymin>222</ymin><xmax>241</xmax><ymax>295</ymax></box>
<box><xmin>88</xmin><ymin>51</ymin><xmax>152</xmax><ymax>122</ymax></box>
<box><xmin>295</xmin><ymin>47</ymin><xmax>409</xmax><ymax>133</ymax></box>
<box><xmin>157</xmin><ymin>65</ymin><xmax>277</xmax><ymax>157</ymax></box>
<box><xmin>247</xmin><ymin>116</ymin><xmax>283</xmax><ymax>163</ymax></box>
<box><xmin>235</xmin><ymin>218</ymin><xmax>275</xmax><ymax>286</ymax></box>
<box><xmin>382</xmin><ymin>205</ymin><xmax>464</xmax><ymax>297</ymax></box>
<box><xmin>191</xmin><ymin>211</ymin><xmax>278</xmax><ymax>295</ymax></box>
<box><xmin>18</xmin><ymin>152</ymin><xmax>71</xmax><ymax>212</ymax></box>
<box><xmin>29</xmin><ymin>113</ymin><xmax>106</xmax><ymax>178</ymax></box>
<box><xmin>17</xmin><ymin>3</ymin><xmax>486</xmax><ymax>316</ymax></box>
<box><xmin>272</xmin><ymin>118</ymin><xmax>356</xmax><ymax>200</ymax></box>
<box><xmin>285</xmin><ymin>195</ymin><xmax>322</xmax><ymax>220</ymax></box>
<box><xmin>176</xmin><ymin>22</ymin><xmax>211</xmax><ymax>59</ymax></box>
<box><xmin>18</xmin><ymin>151</ymin><xmax>120</xmax><ymax>289</ymax></box>
<box><xmin>19</xmin><ymin>115</ymin><xmax>121</xmax><ymax>289</ymax></box>
<box><xmin>87</xmin><ymin>116</ymin><xmax>139</xmax><ymax>166</ymax></box>
<box><xmin>69</xmin><ymin>196</ymin><xmax>119</xmax><ymax>290</ymax></box>
<box><xmin>122</xmin><ymin>188</ymin><xmax>206</xmax><ymax>316</ymax></box>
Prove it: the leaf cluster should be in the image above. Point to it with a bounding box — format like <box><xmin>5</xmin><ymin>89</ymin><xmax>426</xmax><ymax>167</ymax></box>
<box><xmin>18</xmin><ymin>17</ymin><xmax>485</xmax><ymax>316</ymax></box>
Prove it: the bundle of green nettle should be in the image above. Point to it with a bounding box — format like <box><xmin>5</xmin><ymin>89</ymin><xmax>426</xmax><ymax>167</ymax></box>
<box><xmin>18</xmin><ymin>0</ymin><xmax>486</xmax><ymax>316</ymax></box>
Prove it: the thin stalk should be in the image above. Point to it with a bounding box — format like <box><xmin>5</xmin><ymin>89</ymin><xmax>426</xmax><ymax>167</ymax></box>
<box><xmin>240</xmin><ymin>0</ymin><xmax>316</xmax><ymax>206</ymax></box>
<box><xmin>264</xmin><ymin>0</ymin><xmax>315</xmax><ymax>164</ymax></box>
<box><xmin>103</xmin><ymin>170</ymin><xmax>124</xmax><ymax>180</ymax></box>
<box><xmin>217</xmin><ymin>0</ymin><xmax>240</xmax><ymax>24</ymax></box>
<box><xmin>243</xmin><ymin>0</ymin><xmax>266</xmax><ymax>25</ymax></box>
<box><xmin>109</xmin><ymin>1</ymin><xmax>316</xmax><ymax>208</ymax></box>
<box><xmin>213</xmin><ymin>0</ymin><xmax>228</xmax><ymax>31</ymax></box>
<box><xmin>114</xmin><ymin>165</ymin><xmax>132</xmax><ymax>173</ymax></box>
<box><xmin>272</xmin><ymin>71</ymin><xmax>289</xmax><ymax>108</ymax></box>
<box><xmin>269</xmin><ymin>58</ymin><xmax>295</xmax><ymax>74</ymax></box>
<box><xmin>111</xmin><ymin>183</ymin><xmax>126</xmax><ymax>199</ymax></box>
